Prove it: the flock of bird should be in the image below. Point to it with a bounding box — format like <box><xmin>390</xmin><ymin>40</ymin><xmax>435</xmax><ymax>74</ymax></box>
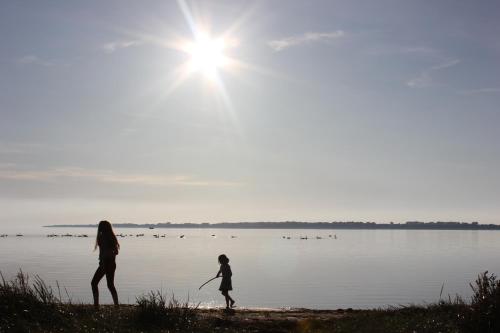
<box><xmin>47</xmin><ymin>234</ymin><xmax>88</xmax><ymax>238</ymax></box>
<box><xmin>1</xmin><ymin>233</ymin><xmax>339</xmax><ymax>240</ymax></box>
<box><xmin>290</xmin><ymin>234</ymin><xmax>338</xmax><ymax>240</ymax></box>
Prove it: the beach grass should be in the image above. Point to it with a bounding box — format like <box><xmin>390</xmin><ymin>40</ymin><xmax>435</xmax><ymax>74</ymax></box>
<box><xmin>135</xmin><ymin>291</ymin><xmax>198</xmax><ymax>329</ymax></box>
<box><xmin>1</xmin><ymin>271</ymin><xmax>500</xmax><ymax>332</ymax></box>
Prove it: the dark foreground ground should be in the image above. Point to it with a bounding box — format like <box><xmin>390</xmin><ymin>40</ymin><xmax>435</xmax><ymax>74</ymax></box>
<box><xmin>2</xmin><ymin>271</ymin><xmax>500</xmax><ymax>332</ymax></box>
<box><xmin>0</xmin><ymin>302</ymin><xmax>487</xmax><ymax>333</ymax></box>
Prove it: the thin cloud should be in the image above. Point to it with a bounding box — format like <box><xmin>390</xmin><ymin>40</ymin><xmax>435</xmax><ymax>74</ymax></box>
<box><xmin>367</xmin><ymin>44</ymin><xmax>460</xmax><ymax>89</ymax></box>
<box><xmin>368</xmin><ymin>45</ymin><xmax>440</xmax><ymax>57</ymax></box>
<box><xmin>459</xmin><ymin>87</ymin><xmax>500</xmax><ymax>95</ymax></box>
<box><xmin>407</xmin><ymin>59</ymin><xmax>460</xmax><ymax>88</ymax></box>
<box><xmin>268</xmin><ymin>30</ymin><xmax>344</xmax><ymax>52</ymax></box>
<box><xmin>0</xmin><ymin>163</ymin><xmax>16</xmax><ymax>169</ymax></box>
<box><xmin>429</xmin><ymin>59</ymin><xmax>460</xmax><ymax>71</ymax></box>
<box><xmin>0</xmin><ymin>142</ymin><xmax>48</xmax><ymax>154</ymax></box>
<box><xmin>102</xmin><ymin>40</ymin><xmax>142</xmax><ymax>53</ymax></box>
<box><xmin>0</xmin><ymin>167</ymin><xmax>242</xmax><ymax>187</ymax></box>
<box><xmin>401</xmin><ymin>46</ymin><xmax>439</xmax><ymax>55</ymax></box>
<box><xmin>16</xmin><ymin>55</ymin><xmax>55</xmax><ymax>67</ymax></box>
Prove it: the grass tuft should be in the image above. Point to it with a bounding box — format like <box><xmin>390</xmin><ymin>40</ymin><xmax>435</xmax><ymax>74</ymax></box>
<box><xmin>0</xmin><ymin>270</ymin><xmax>68</xmax><ymax>331</ymax></box>
<box><xmin>135</xmin><ymin>291</ymin><xmax>198</xmax><ymax>329</ymax></box>
<box><xmin>461</xmin><ymin>271</ymin><xmax>500</xmax><ymax>333</ymax></box>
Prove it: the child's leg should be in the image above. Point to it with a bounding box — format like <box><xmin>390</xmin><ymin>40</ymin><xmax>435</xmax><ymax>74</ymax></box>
<box><xmin>228</xmin><ymin>292</ymin><xmax>235</xmax><ymax>307</ymax></box>
<box><xmin>222</xmin><ymin>291</ymin><xmax>230</xmax><ymax>308</ymax></box>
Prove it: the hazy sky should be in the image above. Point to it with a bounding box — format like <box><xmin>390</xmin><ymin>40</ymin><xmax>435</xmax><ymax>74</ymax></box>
<box><xmin>1</xmin><ymin>0</ymin><xmax>500</xmax><ymax>226</ymax></box>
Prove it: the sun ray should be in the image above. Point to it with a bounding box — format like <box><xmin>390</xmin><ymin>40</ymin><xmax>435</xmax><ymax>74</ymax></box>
<box><xmin>177</xmin><ymin>0</ymin><xmax>199</xmax><ymax>36</ymax></box>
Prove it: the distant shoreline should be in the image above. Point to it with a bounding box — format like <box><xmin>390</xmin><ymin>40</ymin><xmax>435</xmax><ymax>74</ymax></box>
<box><xmin>44</xmin><ymin>221</ymin><xmax>500</xmax><ymax>230</ymax></box>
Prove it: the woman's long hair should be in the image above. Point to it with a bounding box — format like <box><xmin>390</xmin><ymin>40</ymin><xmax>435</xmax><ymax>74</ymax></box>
<box><xmin>94</xmin><ymin>220</ymin><xmax>119</xmax><ymax>251</ymax></box>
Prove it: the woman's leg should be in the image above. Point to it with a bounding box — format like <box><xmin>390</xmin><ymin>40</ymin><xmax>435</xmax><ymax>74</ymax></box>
<box><xmin>104</xmin><ymin>261</ymin><xmax>119</xmax><ymax>306</ymax></box>
<box><xmin>91</xmin><ymin>266</ymin><xmax>105</xmax><ymax>308</ymax></box>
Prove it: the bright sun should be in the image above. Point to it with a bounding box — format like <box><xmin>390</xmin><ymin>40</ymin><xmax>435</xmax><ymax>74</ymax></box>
<box><xmin>186</xmin><ymin>34</ymin><xmax>228</xmax><ymax>79</ymax></box>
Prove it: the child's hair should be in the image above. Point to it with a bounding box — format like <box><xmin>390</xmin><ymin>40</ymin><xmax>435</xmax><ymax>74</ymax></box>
<box><xmin>94</xmin><ymin>220</ymin><xmax>119</xmax><ymax>251</ymax></box>
<box><xmin>218</xmin><ymin>254</ymin><xmax>229</xmax><ymax>264</ymax></box>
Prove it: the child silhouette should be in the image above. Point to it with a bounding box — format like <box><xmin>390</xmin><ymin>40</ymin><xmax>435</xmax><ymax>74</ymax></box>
<box><xmin>216</xmin><ymin>254</ymin><xmax>235</xmax><ymax>309</ymax></box>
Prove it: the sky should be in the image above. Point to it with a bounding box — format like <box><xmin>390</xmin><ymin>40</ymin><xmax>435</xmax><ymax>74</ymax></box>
<box><xmin>1</xmin><ymin>0</ymin><xmax>500</xmax><ymax>226</ymax></box>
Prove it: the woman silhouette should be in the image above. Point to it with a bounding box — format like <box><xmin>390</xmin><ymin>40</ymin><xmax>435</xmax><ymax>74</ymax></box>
<box><xmin>91</xmin><ymin>220</ymin><xmax>119</xmax><ymax>308</ymax></box>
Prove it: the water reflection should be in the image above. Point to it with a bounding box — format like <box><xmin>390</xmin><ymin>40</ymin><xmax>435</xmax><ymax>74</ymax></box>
<box><xmin>0</xmin><ymin>227</ymin><xmax>499</xmax><ymax>309</ymax></box>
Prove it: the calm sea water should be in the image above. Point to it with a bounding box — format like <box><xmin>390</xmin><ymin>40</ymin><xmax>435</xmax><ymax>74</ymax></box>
<box><xmin>1</xmin><ymin>226</ymin><xmax>499</xmax><ymax>309</ymax></box>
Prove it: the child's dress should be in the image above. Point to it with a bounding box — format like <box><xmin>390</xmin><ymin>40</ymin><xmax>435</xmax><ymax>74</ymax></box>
<box><xmin>219</xmin><ymin>264</ymin><xmax>232</xmax><ymax>291</ymax></box>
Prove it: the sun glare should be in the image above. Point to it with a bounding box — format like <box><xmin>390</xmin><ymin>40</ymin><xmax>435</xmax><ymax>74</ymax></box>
<box><xmin>158</xmin><ymin>0</ymin><xmax>249</xmax><ymax>108</ymax></box>
<box><xmin>186</xmin><ymin>34</ymin><xmax>228</xmax><ymax>79</ymax></box>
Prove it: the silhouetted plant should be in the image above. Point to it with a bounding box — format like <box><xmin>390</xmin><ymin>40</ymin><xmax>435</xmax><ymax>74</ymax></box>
<box><xmin>0</xmin><ymin>270</ymin><xmax>61</xmax><ymax>306</ymax></box>
<box><xmin>0</xmin><ymin>270</ymin><xmax>70</xmax><ymax>331</ymax></box>
<box><xmin>134</xmin><ymin>291</ymin><xmax>198</xmax><ymax>329</ymax></box>
<box><xmin>461</xmin><ymin>271</ymin><xmax>500</xmax><ymax>333</ymax></box>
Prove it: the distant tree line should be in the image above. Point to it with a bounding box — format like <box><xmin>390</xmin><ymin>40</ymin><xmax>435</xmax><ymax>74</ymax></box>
<box><xmin>46</xmin><ymin>221</ymin><xmax>500</xmax><ymax>230</ymax></box>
